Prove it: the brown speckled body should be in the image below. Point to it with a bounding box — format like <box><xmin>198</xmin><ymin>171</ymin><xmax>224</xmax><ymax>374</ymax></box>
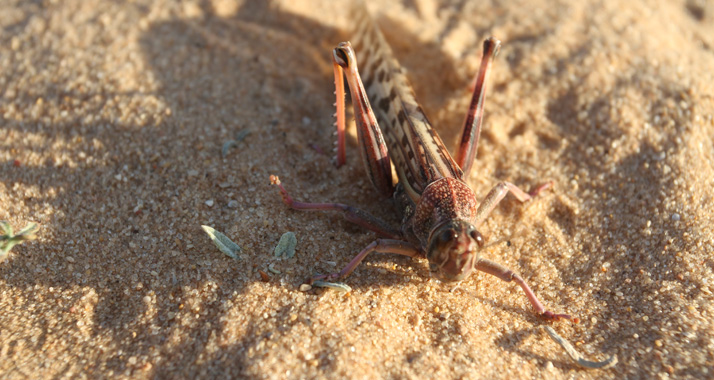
<box><xmin>409</xmin><ymin>178</ymin><xmax>480</xmax><ymax>248</ymax></box>
<box><xmin>271</xmin><ymin>0</ymin><xmax>571</xmax><ymax>322</ymax></box>
<box><xmin>349</xmin><ymin>4</ymin><xmax>462</xmax><ymax>200</ymax></box>
<box><xmin>344</xmin><ymin>3</ymin><xmax>485</xmax><ymax>261</ymax></box>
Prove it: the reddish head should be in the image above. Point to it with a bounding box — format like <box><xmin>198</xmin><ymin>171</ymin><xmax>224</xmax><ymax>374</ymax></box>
<box><xmin>426</xmin><ymin>220</ymin><xmax>484</xmax><ymax>282</ymax></box>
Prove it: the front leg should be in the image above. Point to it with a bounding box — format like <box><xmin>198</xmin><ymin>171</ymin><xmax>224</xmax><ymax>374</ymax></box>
<box><xmin>475</xmin><ymin>258</ymin><xmax>574</xmax><ymax>322</ymax></box>
<box><xmin>310</xmin><ymin>239</ymin><xmax>421</xmax><ymax>283</ymax></box>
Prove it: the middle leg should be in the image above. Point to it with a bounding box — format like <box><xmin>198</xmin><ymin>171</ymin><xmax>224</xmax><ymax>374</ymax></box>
<box><xmin>473</xmin><ymin>181</ymin><xmax>553</xmax><ymax>227</ymax></box>
<box><xmin>270</xmin><ymin>175</ymin><xmax>402</xmax><ymax>240</ymax></box>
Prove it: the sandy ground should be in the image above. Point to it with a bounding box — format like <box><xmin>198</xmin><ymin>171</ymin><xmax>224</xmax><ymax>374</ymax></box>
<box><xmin>2</xmin><ymin>0</ymin><xmax>714</xmax><ymax>378</ymax></box>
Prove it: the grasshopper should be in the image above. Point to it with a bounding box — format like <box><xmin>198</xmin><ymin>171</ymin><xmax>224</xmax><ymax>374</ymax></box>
<box><xmin>270</xmin><ymin>5</ymin><xmax>572</xmax><ymax>321</ymax></box>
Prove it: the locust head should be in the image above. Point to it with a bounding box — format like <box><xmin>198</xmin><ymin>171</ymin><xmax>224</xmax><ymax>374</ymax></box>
<box><xmin>426</xmin><ymin>220</ymin><xmax>484</xmax><ymax>282</ymax></box>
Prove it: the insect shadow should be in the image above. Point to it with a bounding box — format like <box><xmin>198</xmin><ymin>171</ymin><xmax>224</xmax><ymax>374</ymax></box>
<box><xmin>1</xmin><ymin>0</ymin><xmax>352</xmax><ymax>377</ymax></box>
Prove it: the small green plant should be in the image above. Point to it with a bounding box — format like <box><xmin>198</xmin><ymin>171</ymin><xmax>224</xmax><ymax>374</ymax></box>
<box><xmin>201</xmin><ymin>225</ymin><xmax>242</xmax><ymax>259</ymax></box>
<box><xmin>273</xmin><ymin>231</ymin><xmax>297</xmax><ymax>259</ymax></box>
<box><xmin>0</xmin><ymin>221</ymin><xmax>39</xmax><ymax>261</ymax></box>
<box><xmin>221</xmin><ymin>129</ymin><xmax>251</xmax><ymax>157</ymax></box>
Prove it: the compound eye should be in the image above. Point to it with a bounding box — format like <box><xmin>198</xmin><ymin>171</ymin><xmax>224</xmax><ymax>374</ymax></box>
<box><xmin>470</xmin><ymin>230</ymin><xmax>484</xmax><ymax>247</ymax></box>
<box><xmin>438</xmin><ymin>228</ymin><xmax>457</xmax><ymax>245</ymax></box>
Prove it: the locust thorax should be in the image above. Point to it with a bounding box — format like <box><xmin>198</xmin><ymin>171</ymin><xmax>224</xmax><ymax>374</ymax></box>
<box><xmin>426</xmin><ymin>220</ymin><xmax>484</xmax><ymax>282</ymax></box>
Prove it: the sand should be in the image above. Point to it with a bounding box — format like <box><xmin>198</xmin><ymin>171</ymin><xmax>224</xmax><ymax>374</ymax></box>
<box><xmin>1</xmin><ymin>0</ymin><xmax>713</xmax><ymax>378</ymax></box>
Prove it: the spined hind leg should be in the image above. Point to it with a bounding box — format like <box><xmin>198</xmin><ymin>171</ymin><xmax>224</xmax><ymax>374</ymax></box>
<box><xmin>332</xmin><ymin>42</ymin><xmax>394</xmax><ymax>198</ymax></box>
<box><xmin>456</xmin><ymin>37</ymin><xmax>501</xmax><ymax>177</ymax></box>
